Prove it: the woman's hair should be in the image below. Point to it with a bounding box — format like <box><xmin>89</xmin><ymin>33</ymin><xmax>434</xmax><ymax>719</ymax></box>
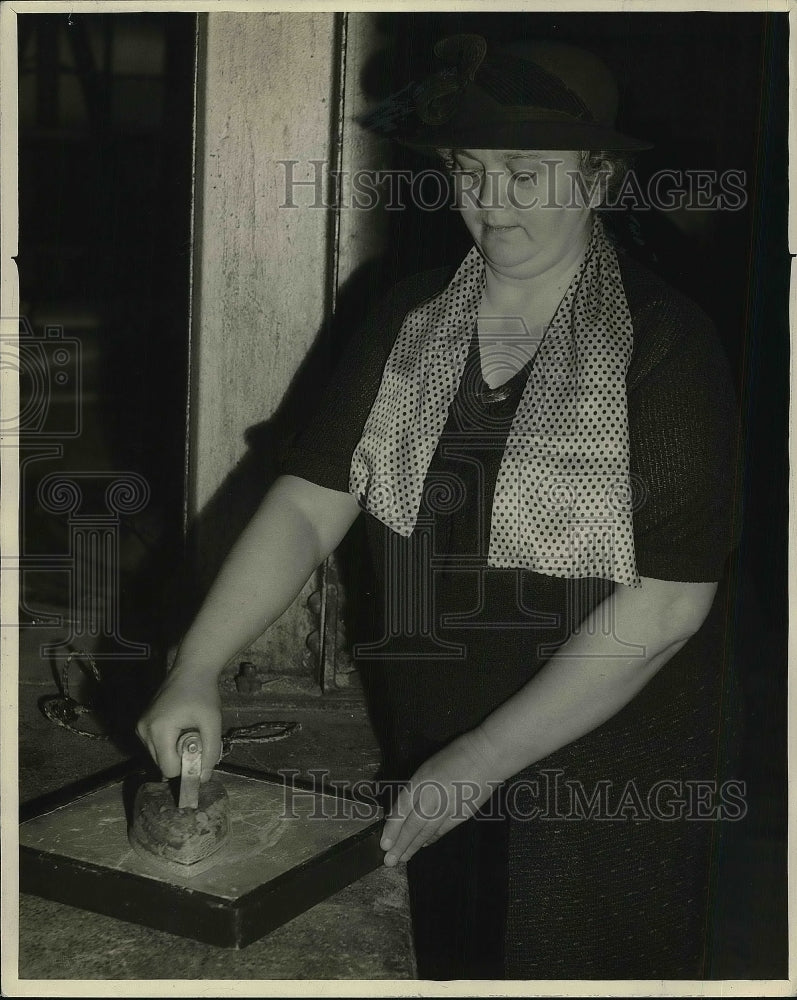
<box><xmin>435</xmin><ymin>148</ymin><xmax>631</xmax><ymax>207</ymax></box>
<box><xmin>577</xmin><ymin>149</ymin><xmax>631</xmax><ymax>204</ymax></box>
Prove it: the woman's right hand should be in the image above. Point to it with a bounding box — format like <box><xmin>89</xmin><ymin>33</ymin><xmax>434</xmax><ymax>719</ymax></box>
<box><xmin>135</xmin><ymin>670</ymin><xmax>222</xmax><ymax>782</ymax></box>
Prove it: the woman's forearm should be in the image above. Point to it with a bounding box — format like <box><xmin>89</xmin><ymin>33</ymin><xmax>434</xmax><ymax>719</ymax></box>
<box><xmin>138</xmin><ymin>475</ymin><xmax>361</xmax><ymax>777</ymax></box>
<box><xmin>473</xmin><ymin>577</ymin><xmax>718</xmax><ymax>781</ymax></box>
<box><xmin>171</xmin><ymin>475</ymin><xmax>361</xmax><ymax>682</ymax></box>
<box><xmin>379</xmin><ymin>577</ymin><xmax>719</xmax><ymax>866</ymax></box>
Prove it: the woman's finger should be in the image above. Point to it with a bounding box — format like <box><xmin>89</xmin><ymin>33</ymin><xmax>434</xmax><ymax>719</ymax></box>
<box><xmin>394</xmin><ymin>782</ymin><xmax>450</xmax><ymax>861</ymax></box>
<box><xmin>135</xmin><ymin>719</ymin><xmax>159</xmax><ymax>771</ymax></box>
<box><xmin>200</xmin><ymin>719</ymin><xmax>223</xmax><ymax>782</ymax></box>
<box><xmin>382</xmin><ymin>807</ymin><xmax>423</xmax><ymax>862</ymax></box>
<box><xmin>148</xmin><ymin>722</ymin><xmax>182</xmax><ymax>777</ymax></box>
<box><xmin>383</xmin><ymin>802</ymin><xmax>431</xmax><ymax>865</ymax></box>
<box><xmin>386</xmin><ymin>780</ymin><xmax>448</xmax><ymax>863</ymax></box>
<box><xmin>380</xmin><ymin>785</ymin><xmax>415</xmax><ymax>850</ymax></box>
<box><xmin>396</xmin><ymin>816</ymin><xmax>442</xmax><ymax>864</ymax></box>
<box><xmin>136</xmin><ymin>727</ymin><xmax>158</xmax><ymax>771</ymax></box>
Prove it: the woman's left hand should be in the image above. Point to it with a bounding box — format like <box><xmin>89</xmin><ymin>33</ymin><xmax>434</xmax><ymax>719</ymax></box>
<box><xmin>380</xmin><ymin>729</ymin><xmax>505</xmax><ymax>866</ymax></box>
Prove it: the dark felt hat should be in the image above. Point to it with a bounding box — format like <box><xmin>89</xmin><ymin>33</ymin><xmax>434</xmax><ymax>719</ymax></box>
<box><xmin>376</xmin><ymin>35</ymin><xmax>652</xmax><ymax>153</ymax></box>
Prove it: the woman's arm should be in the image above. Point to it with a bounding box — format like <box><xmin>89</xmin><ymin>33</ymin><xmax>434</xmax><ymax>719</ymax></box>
<box><xmin>136</xmin><ymin>475</ymin><xmax>360</xmax><ymax>778</ymax></box>
<box><xmin>380</xmin><ymin>576</ymin><xmax>718</xmax><ymax>865</ymax></box>
<box><xmin>474</xmin><ymin>575</ymin><xmax>717</xmax><ymax>778</ymax></box>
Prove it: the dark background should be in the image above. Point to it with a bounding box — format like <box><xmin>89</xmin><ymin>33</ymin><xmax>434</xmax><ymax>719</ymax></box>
<box><xmin>18</xmin><ymin>13</ymin><xmax>194</xmax><ymax>630</ymax></box>
<box><xmin>17</xmin><ymin>10</ymin><xmax>788</xmax><ymax>977</ymax></box>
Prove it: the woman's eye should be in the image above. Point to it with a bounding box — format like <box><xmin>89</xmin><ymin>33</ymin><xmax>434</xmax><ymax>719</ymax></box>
<box><xmin>511</xmin><ymin>171</ymin><xmax>537</xmax><ymax>184</ymax></box>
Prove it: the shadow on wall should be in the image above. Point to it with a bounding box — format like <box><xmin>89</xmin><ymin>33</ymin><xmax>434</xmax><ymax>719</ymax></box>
<box><xmin>158</xmin><ymin>254</ymin><xmax>395</xmax><ymax>653</ymax></box>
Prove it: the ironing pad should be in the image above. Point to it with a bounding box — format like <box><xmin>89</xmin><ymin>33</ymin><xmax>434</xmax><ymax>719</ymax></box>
<box><xmin>19</xmin><ymin>761</ymin><xmax>384</xmax><ymax>948</ymax></box>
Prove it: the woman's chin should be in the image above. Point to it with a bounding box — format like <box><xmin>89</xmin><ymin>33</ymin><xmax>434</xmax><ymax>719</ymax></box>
<box><xmin>477</xmin><ymin>244</ymin><xmax>539</xmax><ymax>272</ymax></box>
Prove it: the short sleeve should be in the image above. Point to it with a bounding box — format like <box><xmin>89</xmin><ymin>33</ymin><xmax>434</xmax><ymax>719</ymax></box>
<box><xmin>278</xmin><ymin>267</ymin><xmax>454</xmax><ymax>493</ymax></box>
<box><xmin>628</xmin><ymin>303</ymin><xmax>741</xmax><ymax>583</ymax></box>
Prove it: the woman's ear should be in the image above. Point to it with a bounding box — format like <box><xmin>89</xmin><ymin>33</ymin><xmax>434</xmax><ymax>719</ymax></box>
<box><xmin>605</xmin><ymin>152</ymin><xmax>631</xmax><ymax>198</ymax></box>
<box><xmin>578</xmin><ymin>149</ymin><xmax>630</xmax><ymax>208</ymax></box>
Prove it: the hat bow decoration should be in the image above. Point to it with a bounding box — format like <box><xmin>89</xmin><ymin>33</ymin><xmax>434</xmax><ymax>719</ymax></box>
<box><xmin>414</xmin><ymin>34</ymin><xmax>488</xmax><ymax>125</ymax></box>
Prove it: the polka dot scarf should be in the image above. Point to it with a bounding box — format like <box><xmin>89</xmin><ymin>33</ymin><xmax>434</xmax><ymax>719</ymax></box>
<box><xmin>349</xmin><ymin>214</ymin><xmax>641</xmax><ymax>587</ymax></box>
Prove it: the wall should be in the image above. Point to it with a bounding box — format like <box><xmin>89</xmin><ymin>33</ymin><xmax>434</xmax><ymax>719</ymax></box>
<box><xmin>187</xmin><ymin>11</ymin><xmax>383</xmax><ymax>680</ymax></box>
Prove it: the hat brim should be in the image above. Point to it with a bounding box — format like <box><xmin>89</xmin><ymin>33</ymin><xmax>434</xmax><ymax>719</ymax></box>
<box><xmin>397</xmin><ymin>119</ymin><xmax>653</xmax><ymax>154</ymax></box>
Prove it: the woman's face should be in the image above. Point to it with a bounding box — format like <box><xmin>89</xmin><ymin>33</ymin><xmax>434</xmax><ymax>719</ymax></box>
<box><xmin>451</xmin><ymin>148</ymin><xmax>592</xmax><ymax>280</ymax></box>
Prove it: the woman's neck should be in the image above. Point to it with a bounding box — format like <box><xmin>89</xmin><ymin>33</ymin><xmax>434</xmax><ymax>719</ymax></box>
<box><xmin>481</xmin><ymin>222</ymin><xmax>592</xmax><ymax>317</ymax></box>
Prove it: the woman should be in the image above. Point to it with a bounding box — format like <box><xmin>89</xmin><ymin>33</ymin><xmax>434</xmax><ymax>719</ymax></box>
<box><xmin>137</xmin><ymin>36</ymin><xmax>739</xmax><ymax>979</ymax></box>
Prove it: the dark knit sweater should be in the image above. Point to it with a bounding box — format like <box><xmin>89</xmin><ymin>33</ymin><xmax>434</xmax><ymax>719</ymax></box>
<box><xmin>280</xmin><ymin>248</ymin><xmax>740</xmax><ymax>980</ymax></box>
<box><xmin>283</xmin><ymin>249</ymin><xmax>738</xmax><ymax>582</ymax></box>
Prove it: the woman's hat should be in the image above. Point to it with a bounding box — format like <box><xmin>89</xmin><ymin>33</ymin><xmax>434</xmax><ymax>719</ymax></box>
<box><xmin>367</xmin><ymin>34</ymin><xmax>652</xmax><ymax>153</ymax></box>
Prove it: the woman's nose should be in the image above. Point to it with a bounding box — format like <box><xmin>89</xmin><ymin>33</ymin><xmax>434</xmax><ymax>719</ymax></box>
<box><xmin>463</xmin><ymin>169</ymin><xmax>511</xmax><ymax>211</ymax></box>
